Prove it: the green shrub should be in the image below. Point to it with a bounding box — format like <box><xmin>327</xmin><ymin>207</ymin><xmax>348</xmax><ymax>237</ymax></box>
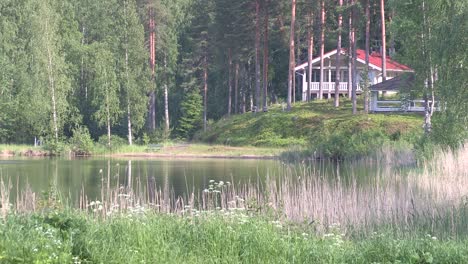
<box><xmin>97</xmin><ymin>134</ymin><xmax>127</xmax><ymax>150</ymax></box>
<box><xmin>69</xmin><ymin>126</ymin><xmax>94</xmax><ymax>155</ymax></box>
<box><xmin>42</xmin><ymin>139</ymin><xmax>69</xmax><ymax>155</ymax></box>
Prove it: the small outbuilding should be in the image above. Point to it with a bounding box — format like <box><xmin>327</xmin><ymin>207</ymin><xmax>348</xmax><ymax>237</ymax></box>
<box><xmin>369</xmin><ymin>73</ymin><xmax>438</xmax><ymax>112</ymax></box>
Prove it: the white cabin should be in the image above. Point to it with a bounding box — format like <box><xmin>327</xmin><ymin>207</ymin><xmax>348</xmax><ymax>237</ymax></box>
<box><xmin>294</xmin><ymin>49</ymin><xmax>413</xmax><ymax>101</ymax></box>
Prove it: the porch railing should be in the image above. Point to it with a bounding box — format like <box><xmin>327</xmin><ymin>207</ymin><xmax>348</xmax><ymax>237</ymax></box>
<box><xmin>371</xmin><ymin>100</ymin><xmax>440</xmax><ymax>112</ymax></box>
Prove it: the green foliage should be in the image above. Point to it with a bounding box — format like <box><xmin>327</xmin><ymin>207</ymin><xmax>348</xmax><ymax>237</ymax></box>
<box><xmin>69</xmin><ymin>126</ymin><xmax>94</xmax><ymax>155</ymax></box>
<box><xmin>42</xmin><ymin>139</ymin><xmax>69</xmax><ymax>155</ymax></box>
<box><xmin>176</xmin><ymin>90</ymin><xmax>203</xmax><ymax>139</ymax></box>
<box><xmin>147</xmin><ymin>127</ymin><xmax>172</xmax><ymax>144</ymax></box>
<box><xmin>198</xmin><ymin>101</ymin><xmax>422</xmax><ymax>154</ymax></box>
<box><xmin>309</xmin><ymin>115</ymin><xmax>421</xmax><ymax>159</ymax></box>
<box><xmin>392</xmin><ymin>0</ymin><xmax>468</xmax><ymax>149</ymax></box>
<box><xmin>1</xmin><ymin>212</ymin><xmax>468</xmax><ymax>263</ymax></box>
<box><xmin>97</xmin><ymin>134</ymin><xmax>127</xmax><ymax>150</ymax></box>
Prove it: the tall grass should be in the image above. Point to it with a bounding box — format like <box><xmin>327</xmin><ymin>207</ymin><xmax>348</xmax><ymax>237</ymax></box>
<box><xmin>2</xmin><ymin>146</ymin><xmax>467</xmax><ymax>239</ymax></box>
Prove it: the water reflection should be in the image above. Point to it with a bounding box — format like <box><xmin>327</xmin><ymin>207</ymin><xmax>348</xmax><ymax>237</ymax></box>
<box><xmin>0</xmin><ymin>157</ymin><xmax>279</xmax><ymax>204</ymax></box>
<box><xmin>0</xmin><ymin>157</ymin><xmax>400</xmax><ymax>205</ymax></box>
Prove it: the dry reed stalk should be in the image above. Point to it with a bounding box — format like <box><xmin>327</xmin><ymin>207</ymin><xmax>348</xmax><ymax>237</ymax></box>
<box><xmin>3</xmin><ymin>146</ymin><xmax>467</xmax><ymax>236</ymax></box>
<box><xmin>1</xmin><ymin>177</ymin><xmax>11</xmax><ymax>219</ymax></box>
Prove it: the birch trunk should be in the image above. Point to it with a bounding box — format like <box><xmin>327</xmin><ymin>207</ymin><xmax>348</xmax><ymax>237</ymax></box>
<box><xmin>234</xmin><ymin>62</ymin><xmax>239</xmax><ymax>114</ymax></box>
<box><xmin>347</xmin><ymin>1</ymin><xmax>352</xmax><ymax>99</ymax></box>
<box><xmin>227</xmin><ymin>49</ymin><xmax>232</xmax><ymax>116</ymax></box>
<box><xmin>307</xmin><ymin>10</ymin><xmax>313</xmax><ymax>102</ymax></box>
<box><xmin>106</xmin><ymin>79</ymin><xmax>111</xmax><ymax>147</ymax></box>
<box><xmin>334</xmin><ymin>0</ymin><xmax>343</xmax><ymax>107</ymax></box>
<box><xmin>318</xmin><ymin>0</ymin><xmax>325</xmax><ymax>100</ymax></box>
<box><xmin>242</xmin><ymin>65</ymin><xmax>246</xmax><ymax>113</ymax></box>
<box><xmin>351</xmin><ymin>1</ymin><xmax>357</xmax><ymax>114</ymax></box>
<box><xmin>287</xmin><ymin>0</ymin><xmax>296</xmax><ymax>110</ymax></box>
<box><xmin>364</xmin><ymin>0</ymin><xmax>370</xmax><ymax>112</ymax></box>
<box><xmin>422</xmin><ymin>0</ymin><xmax>434</xmax><ymax>134</ymax></box>
<box><xmin>381</xmin><ymin>0</ymin><xmax>387</xmax><ymax>81</ymax></box>
<box><xmin>255</xmin><ymin>0</ymin><xmax>261</xmax><ymax>112</ymax></box>
<box><xmin>45</xmin><ymin>20</ymin><xmax>59</xmax><ymax>141</ymax></box>
<box><xmin>203</xmin><ymin>55</ymin><xmax>208</xmax><ymax>131</ymax></box>
<box><xmin>163</xmin><ymin>56</ymin><xmax>169</xmax><ymax>134</ymax></box>
<box><xmin>262</xmin><ymin>0</ymin><xmax>269</xmax><ymax>112</ymax></box>
<box><xmin>164</xmin><ymin>83</ymin><xmax>169</xmax><ymax>134</ymax></box>
<box><xmin>81</xmin><ymin>26</ymin><xmax>87</xmax><ymax>99</ymax></box>
<box><xmin>124</xmin><ymin>0</ymin><xmax>132</xmax><ymax>145</ymax></box>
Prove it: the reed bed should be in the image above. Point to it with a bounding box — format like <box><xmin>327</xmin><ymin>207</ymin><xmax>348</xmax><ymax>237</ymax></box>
<box><xmin>2</xmin><ymin>146</ymin><xmax>467</xmax><ymax>238</ymax></box>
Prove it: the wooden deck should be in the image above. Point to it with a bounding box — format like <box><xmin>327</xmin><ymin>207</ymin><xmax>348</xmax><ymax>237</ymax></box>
<box><xmin>371</xmin><ymin>100</ymin><xmax>440</xmax><ymax>112</ymax></box>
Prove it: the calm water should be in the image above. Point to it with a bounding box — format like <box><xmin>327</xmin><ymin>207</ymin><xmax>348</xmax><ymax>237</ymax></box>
<box><xmin>0</xmin><ymin>157</ymin><xmax>382</xmax><ymax>205</ymax></box>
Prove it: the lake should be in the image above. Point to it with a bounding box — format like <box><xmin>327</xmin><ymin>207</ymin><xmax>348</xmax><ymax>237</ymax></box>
<box><xmin>1</xmin><ymin>153</ymin><xmax>466</xmax><ymax>237</ymax></box>
<box><xmin>0</xmin><ymin>157</ymin><xmax>379</xmax><ymax>205</ymax></box>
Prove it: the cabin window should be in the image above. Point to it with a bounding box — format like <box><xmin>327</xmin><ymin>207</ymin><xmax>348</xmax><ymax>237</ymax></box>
<box><xmin>330</xmin><ymin>70</ymin><xmax>337</xmax><ymax>82</ymax></box>
<box><xmin>341</xmin><ymin>70</ymin><xmax>349</xmax><ymax>82</ymax></box>
<box><xmin>312</xmin><ymin>69</ymin><xmax>320</xmax><ymax>82</ymax></box>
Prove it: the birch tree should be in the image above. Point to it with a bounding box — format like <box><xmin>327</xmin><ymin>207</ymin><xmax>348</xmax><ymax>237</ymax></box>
<box><xmin>91</xmin><ymin>45</ymin><xmax>121</xmax><ymax>147</ymax></box>
<box><xmin>287</xmin><ymin>0</ymin><xmax>296</xmax><ymax>110</ymax></box>
<box><xmin>334</xmin><ymin>0</ymin><xmax>344</xmax><ymax>107</ymax></box>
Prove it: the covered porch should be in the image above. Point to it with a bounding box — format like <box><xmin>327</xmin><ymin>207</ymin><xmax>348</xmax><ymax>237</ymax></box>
<box><xmin>297</xmin><ymin>68</ymin><xmax>362</xmax><ymax>100</ymax></box>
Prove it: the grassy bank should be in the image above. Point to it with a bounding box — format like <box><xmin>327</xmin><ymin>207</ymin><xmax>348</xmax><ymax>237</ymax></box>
<box><xmin>0</xmin><ymin>143</ymin><xmax>282</xmax><ymax>158</ymax></box>
<box><xmin>94</xmin><ymin>143</ymin><xmax>282</xmax><ymax>158</ymax></box>
<box><xmin>1</xmin><ymin>212</ymin><xmax>467</xmax><ymax>263</ymax></box>
<box><xmin>197</xmin><ymin>100</ymin><xmax>423</xmax><ymax>159</ymax></box>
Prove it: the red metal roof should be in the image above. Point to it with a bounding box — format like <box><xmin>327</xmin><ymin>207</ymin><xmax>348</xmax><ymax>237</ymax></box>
<box><xmin>295</xmin><ymin>48</ymin><xmax>413</xmax><ymax>72</ymax></box>
<box><xmin>356</xmin><ymin>49</ymin><xmax>412</xmax><ymax>71</ymax></box>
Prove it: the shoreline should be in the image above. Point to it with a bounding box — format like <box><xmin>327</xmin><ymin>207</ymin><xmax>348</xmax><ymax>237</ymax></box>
<box><xmin>0</xmin><ymin>145</ymin><xmax>283</xmax><ymax>160</ymax></box>
<box><xmin>106</xmin><ymin>152</ymin><xmax>279</xmax><ymax>160</ymax></box>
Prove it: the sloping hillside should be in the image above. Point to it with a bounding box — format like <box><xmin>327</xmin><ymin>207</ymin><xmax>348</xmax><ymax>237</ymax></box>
<box><xmin>196</xmin><ymin>100</ymin><xmax>422</xmax><ymax>157</ymax></box>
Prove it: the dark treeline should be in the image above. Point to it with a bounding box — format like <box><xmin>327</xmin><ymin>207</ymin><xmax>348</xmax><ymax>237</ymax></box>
<box><xmin>0</xmin><ymin>0</ymin><xmax>466</xmax><ymax>147</ymax></box>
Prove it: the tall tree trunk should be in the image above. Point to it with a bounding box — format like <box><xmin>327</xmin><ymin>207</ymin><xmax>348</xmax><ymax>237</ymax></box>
<box><xmin>163</xmin><ymin>56</ymin><xmax>169</xmax><ymax>134</ymax></box>
<box><xmin>255</xmin><ymin>0</ymin><xmax>261</xmax><ymax>112</ymax></box>
<box><xmin>364</xmin><ymin>0</ymin><xmax>370</xmax><ymax>112</ymax></box>
<box><xmin>334</xmin><ymin>0</ymin><xmax>343</xmax><ymax>107</ymax></box>
<box><xmin>287</xmin><ymin>0</ymin><xmax>296</xmax><ymax>110</ymax></box>
<box><xmin>149</xmin><ymin>92</ymin><xmax>156</xmax><ymax>130</ymax></box>
<box><xmin>249</xmin><ymin>60</ymin><xmax>254</xmax><ymax>111</ymax></box>
<box><xmin>203</xmin><ymin>55</ymin><xmax>208</xmax><ymax>131</ymax></box>
<box><xmin>124</xmin><ymin>0</ymin><xmax>132</xmax><ymax>145</ymax></box>
<box><xmin>262</xmin><ymin>0</ymin><xmax>269</xmax><ymax>112</ymax></box>
<box><xmin>234</xmin><ymin>62</ymin><xmax>239</xmax><ymax>114</ymax></box>
<box><xmin>81</xmin><ymin>25</ymin><xmax>87</xmax><ymax>99</ymax></box>
<box><xmin>318</xmin><ymin>0</ymin><xmax>325</xmax><ymax>100</ymax></box>
<box><xmin>242</xmin><ymin>65</ymin><xmax>246</xmax><ymax>113</ymax></box>
<box><xmin>148</xmin><ymin>4</ymin><xmax>156</xmax><ymax>131</ymax></box>
<box><xmin>307</xmin><ymin>9</ymin><xmax>313</xmax><ymax>102</ymax></box>
<box><xmin>347</xmin><ymin>1</ymin><xmax>352</xmax><ymax>99</ymax></box>
<box><xmin>351</xmin><ymin>1</ymin><xmax>357</xmax><ymax>114</ymax></box>
<box><xmin>127</xmin><ymin>104</ymin><xmax>132</xmax><ymax>145</ymax></box>
<box><xmin>421</xmin><ymin>0</ymin><xmax>434</xmax><ymax>134</ymax></box>
<box><xmin>105</xmin><ymin>78</ymin><xmax>111</xmax><ymax>147</ymax></box>
<box><xmin>380</xmin><ymin>0</ymin><xmax>387</xmax><ymax>81</ymax></box>
<box><xmin>45</xmin><ymin>20</ymin><xmax>59</xmax><ymax>141</ymax></box>
<box><xmin>227</xmin><ymin>49</ymin><xmax>232</xmax><ymax>116</ymax></box>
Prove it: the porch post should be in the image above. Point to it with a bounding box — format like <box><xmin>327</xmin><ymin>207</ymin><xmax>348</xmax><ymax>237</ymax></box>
<box><xmin>328</xmin><ymin>60</ymin><xmax>332</xmax><ymax>99</ymax></box>
<box><xmin>371</xmin><ymin>91</ymin><xmax>378</xmax><ymax>111</ymax></box>
<box><xmin>302</xmin><ymin>70</ymin><xmax>307</xmax><ymax>101</ymax></box>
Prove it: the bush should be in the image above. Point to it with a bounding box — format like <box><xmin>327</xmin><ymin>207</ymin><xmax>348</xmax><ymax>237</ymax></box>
<box><xmin>42</xmin><ymin>139</ymin><xmax>69</xmax><ymax>155</ymax></box>
<box><xmin>147</xmin><ymin>127</ymin><xmax>171</xmax><ymax>144</ymax></box>
<box><xmin>69</xmin><ymin>126</ymin><xmax>94</xmax><ymax>155</ymax></box>
<box><xmin>97</xmin><ymin>134</ymin><xmax>127</xmax><ymax>150</ymax></box>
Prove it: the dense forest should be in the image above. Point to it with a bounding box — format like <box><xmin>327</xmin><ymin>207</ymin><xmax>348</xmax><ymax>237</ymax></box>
<box><xmin>0</xmin><ymin>0</ymin><xmax>466</xmax><ymax>147</ymax></box>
